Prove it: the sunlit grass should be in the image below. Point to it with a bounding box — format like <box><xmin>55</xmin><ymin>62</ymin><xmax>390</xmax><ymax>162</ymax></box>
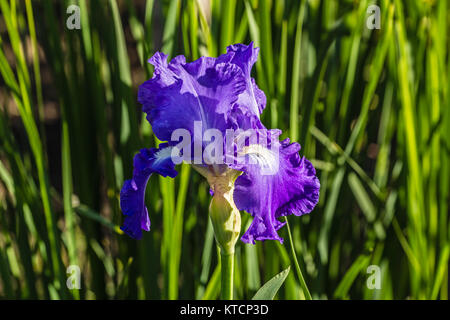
<box><xmin>0</xmin><ymin>0</ymin><xmax>448</xmax><ymax>300</ymax></box>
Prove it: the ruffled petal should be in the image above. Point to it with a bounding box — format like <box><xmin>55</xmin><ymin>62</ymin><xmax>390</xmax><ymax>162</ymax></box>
<box><xmin>226</xmin><ymin>42</ymin><xmax>266</xmax><ymax>121</ymax></box>
<box><xmin>120</xmin><ymin>144</ymin><xmax>177</xmax><ymax>239</ymax></box>
<box><xmin>138</xmin><ymin>52</ymin><xmax>247</xmax><ymax>146</ymax></box>
<box><xmin>233</xmin><ymin>131</ymin><xmax>320</xmax><ymax>244</ymax></box>
<box><xmin>139</xmin><ymin>44</ymin><xmax>266</xmax><ymax>149</ymax></box>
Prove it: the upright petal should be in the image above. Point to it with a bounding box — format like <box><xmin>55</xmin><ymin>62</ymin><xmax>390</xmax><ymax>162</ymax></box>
<box><xmin>227</xmin><ymin>42</ymin><xmax>266</xmax><ymax>121</ymax></box>
<box><xmin>138</xmin><ymin>52</ymin><xmax>246</xmax><ymax>146</ymax></box>
<box><xmin>233</xmin><ymin>131</ymin><xmax>320</xmax><ymax>244</ymax></box>
<box><xmin>120</xmin><ymin>144</ymin><xmax>177</xmax><ymax>239</ymax></box>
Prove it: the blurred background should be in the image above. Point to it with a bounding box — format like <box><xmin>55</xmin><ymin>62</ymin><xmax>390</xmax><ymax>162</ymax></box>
<box><xmin>0</xmin><ymin>0</ymin><xmax>449</xmax><ymax>300</ymax></box>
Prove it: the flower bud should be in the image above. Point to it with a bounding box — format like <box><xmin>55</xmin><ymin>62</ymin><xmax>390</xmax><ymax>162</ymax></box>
<box><xmin>208</xmin><ymin>171</ymin><xmax>241</xmax><ymax>255</ymax></box>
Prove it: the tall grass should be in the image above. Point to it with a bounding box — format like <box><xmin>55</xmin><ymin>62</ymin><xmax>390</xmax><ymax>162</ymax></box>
<box><xmin>0</xmin><ymin>0</ymin><xmax>449</xmax><ymax>299</ymax></box>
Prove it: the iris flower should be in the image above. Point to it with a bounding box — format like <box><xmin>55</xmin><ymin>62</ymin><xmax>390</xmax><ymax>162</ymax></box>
<box><xmin>120</xmin><ymin>43</ymin><xmax>320</xmax><ymax>245</ymax></box>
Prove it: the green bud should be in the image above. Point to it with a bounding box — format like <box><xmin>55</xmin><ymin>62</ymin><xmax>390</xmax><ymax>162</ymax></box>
<box><xmin>208</xmin><ymin>170</ymin><xmax>241</xmax><ymax>255</ymax></box>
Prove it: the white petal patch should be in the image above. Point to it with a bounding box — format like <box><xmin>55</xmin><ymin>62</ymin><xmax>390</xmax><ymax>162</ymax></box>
<box><xmin>154</xmin><ymin>146</ymin><xmax>173</xmax><ymax>165</ymax></box>
<box><xmin>240</xmin><ymin>144</ymin><xmax>279</xmax><ymax>175</ymax></box>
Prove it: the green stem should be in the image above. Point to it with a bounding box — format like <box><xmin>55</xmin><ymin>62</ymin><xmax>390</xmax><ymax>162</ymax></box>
<box><xmin>284</xmin><ymin>217</ymin><xmax>312</xmax><ymax>300</ymax></box>
<box><xmin>220</xmin><ymin>250</ymin><xmax>234</xmax><ymax>300</ymax></box>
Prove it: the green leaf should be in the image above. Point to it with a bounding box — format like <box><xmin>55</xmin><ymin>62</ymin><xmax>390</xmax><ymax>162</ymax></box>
<box><xmin>334</xmin><ymin>255</ymin><xmax>370</xmax><ymax>299</ymax></box>
<box><xmin>252</xmin><ymin>266</ymin><xmax>290</xmax><ymax>300</ymax></box>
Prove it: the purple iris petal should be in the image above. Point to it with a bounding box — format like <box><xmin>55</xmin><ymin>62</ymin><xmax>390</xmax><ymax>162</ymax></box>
<box><xmin>120</xmin><ymin>143</ymin><xmax>177</xmax><ymax>239</ymax></box>
<box><xmin>233</xmin><ymin>132</ymin><xmax>320</xmax><ymax>244</ymax></box>
<box><xmin>227</xmin><ymin>43</ymin><xmax>266</xmax><ymax>118</ymax></box>
<box><xmin>138</xmin><ymin>52</ymin><xmax>247</xmax><ymax>145</ymax></box>
<box><xmin>138</xmin><ymin>43</ymin><xmax>266</xmax><ymax>143</ymax></box>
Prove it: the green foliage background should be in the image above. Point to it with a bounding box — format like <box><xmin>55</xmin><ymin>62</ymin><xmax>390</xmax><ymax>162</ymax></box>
<box><xmin>0</xmin><ymin>0</ymin><xmax>449</xmax><ymax>299</ymax></box>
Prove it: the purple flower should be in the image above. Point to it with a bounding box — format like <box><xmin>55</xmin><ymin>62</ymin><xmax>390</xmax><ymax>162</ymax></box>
<box><xmin>120</xmin><ymin>144</ymin><xmax>177</xmax><ymax>239</ymax></box>
<box><xmin>120</xmin><ymin>43</ymin><xmax>320</xmax><ymax>242</ymax></box>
